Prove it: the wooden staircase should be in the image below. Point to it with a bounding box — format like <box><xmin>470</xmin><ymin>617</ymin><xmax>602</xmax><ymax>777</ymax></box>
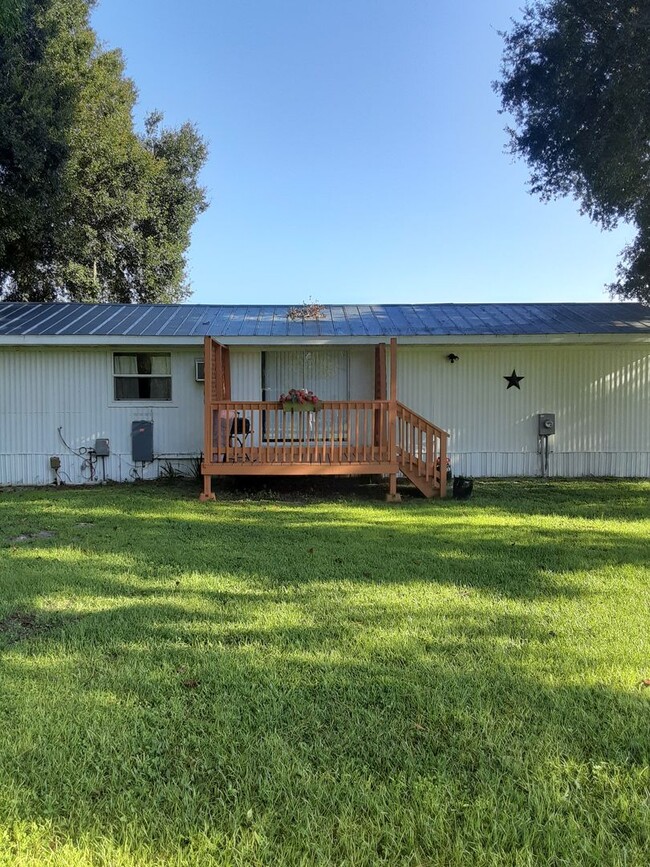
<box><xmin>396</xmin><ymin>402</ymin><xmax>448</xmax><ymax>498</ymax></box>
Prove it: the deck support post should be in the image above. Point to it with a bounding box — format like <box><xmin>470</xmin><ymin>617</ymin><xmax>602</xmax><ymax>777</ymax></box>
<box><xmin>439</xmin><ymin>430</ymin><xmax>448</xmax><ymax>499</ymax></box>
<box><xmin>385</xmin><ymin>338</ymin><xmax>402</xmax><ymax>502</ymax></box>
<box><xmin>199</xmin><ymin>473</ymin><xmax>216</xmax><ymax>502</ymax></box>
<box><xmin>385</xmin><ymin>472</ymin><xmax>401</xmax><ymax>503</ymax></box>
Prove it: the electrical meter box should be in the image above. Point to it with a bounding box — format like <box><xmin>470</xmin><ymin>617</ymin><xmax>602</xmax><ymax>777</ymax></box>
<box><xmin>538</xmin><ymin>413</ymin><xmax>556</xmax><ymax>436</ymax></box>
<box><xmin>131</xmin><ymin>420</ymin><xmax>153</xmax><ymax>463</ymax></box>
<box><xmin>94</xmin><ymin>438</ymin><xmax>110</xmax><ymax>457</ymax></box>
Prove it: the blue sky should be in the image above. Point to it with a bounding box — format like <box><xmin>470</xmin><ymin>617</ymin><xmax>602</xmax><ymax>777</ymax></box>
<box><xmin>92</xmin><ymin>0</ymin><xmax>632</xmax><ymax>305</ymax></box>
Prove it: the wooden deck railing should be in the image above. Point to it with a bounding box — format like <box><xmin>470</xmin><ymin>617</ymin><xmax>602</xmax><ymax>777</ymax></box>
<box><xmin>396</xmin><ymin>401</ymin><xmax>449</xmax><ymax>498</ymax></box>
<box><xmin>202</xmin><ymin>399</ymin><xmax>449</xmax><ymax>497</ymax></box>
<box><xmin>205</xmin><ymin>400</ymin><xmax>392</xmax><ymax>471</ymax></box>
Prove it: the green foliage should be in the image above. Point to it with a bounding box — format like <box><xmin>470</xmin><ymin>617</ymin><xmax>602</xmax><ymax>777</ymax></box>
<box><xmin>495</xmin><ymin>2</ymin><xmax>650</xmax><ymax>303</ymax></box>
<box><xmin>0</xmin><ymin>0</ymin><xmax>79</xmax><ymax>299</ymax></box>
<box><xmin>0</xmin><ymin>0</ymin><xmax>207</xmax><ymax>303</ymax></box>
<box><xmin>0</xmin><ymin>480</ymin><xmax>649</xmax><ymax>865</ymax></box>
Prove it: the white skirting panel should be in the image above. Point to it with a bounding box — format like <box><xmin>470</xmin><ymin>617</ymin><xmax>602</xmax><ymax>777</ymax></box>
<box><xmin>450</xmin><ymin>452</ymin><xmax>650</xmax><ymax>478</ymax></box>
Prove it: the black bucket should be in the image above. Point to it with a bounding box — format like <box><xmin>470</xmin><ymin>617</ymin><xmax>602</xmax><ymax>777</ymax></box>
<box><xmin>452</xmin><ymin>476</ymin><xmax>474</xmax><ymax>499</ymax></box>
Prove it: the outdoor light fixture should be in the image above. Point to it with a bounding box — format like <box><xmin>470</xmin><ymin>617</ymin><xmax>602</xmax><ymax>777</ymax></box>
<box><xmin>447</xmin><ymin>353</ymin><xmax>459</xmax><ymax>363</ymax></box>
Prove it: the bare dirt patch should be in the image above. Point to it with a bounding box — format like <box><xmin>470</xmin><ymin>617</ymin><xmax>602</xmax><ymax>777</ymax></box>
<box><xmin>10</xmin><ymin>530</ymin><xmax>56</xmax><ymax>543</ymax></box>
<box><xmin>0</xmin><ymin>611</ymin><xmax>58</xmax><ymax>644</ymax></box>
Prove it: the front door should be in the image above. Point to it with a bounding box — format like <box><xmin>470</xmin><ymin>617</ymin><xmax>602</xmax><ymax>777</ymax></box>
<box><xmin>261</xmin><ymin>349</ymin><xmax>350</xmax><ymax>440</ymax></box>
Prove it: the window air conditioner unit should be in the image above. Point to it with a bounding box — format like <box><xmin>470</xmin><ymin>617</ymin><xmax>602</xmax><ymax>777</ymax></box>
<box><xmin>195</xmin><ymin>359</ymin><xmax>205</xmax><ymax>382</ymax></box>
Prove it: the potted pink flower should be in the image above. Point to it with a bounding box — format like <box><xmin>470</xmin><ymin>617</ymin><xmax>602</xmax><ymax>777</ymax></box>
<box><xmin>279</xmin><ymin>388</ymin><xmax>322</xmax><ymax>411</ymax></box>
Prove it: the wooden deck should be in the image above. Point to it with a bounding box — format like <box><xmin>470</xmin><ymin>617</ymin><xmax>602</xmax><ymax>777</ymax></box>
<box><xmin>199</xmin><ymin>337</ymin><xmax>449</xmax><ymax>501</ymax></box>
<box><xmin>201</xmin><ymin>399</ymin><xmax>448</xmax><ymax>500</ymax></box>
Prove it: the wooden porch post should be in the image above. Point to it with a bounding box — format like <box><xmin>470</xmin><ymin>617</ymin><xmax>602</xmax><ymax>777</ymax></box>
<box><xmin>374</xmin><ymin>343</ymin><xmax>386</xmax><ymax>449</ymax></box>
<box><xmin>386</xmin><ymin>337</ymin><xmax>401</xmax><ymax>502</ymax></box>
<box><xmin>439</xmin><ymin>431</ymin><xmax>448</xmax><ymax>499</ymax></box>
<box><xmin>223</xmin><ymin>346</ymin><xmax>231</xmax><ymax>400</ymax></box>
<box><xmin>199</xmin><ymin>336</ymin><xmax>216</xmax><ymax>501</ymax></box>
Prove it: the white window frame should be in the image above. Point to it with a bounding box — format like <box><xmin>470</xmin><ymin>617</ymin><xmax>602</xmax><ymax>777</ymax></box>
<box><xmin>112</xmin><ymin>351</ymin><xmax>173</xmax><ymax>402</ymax></box>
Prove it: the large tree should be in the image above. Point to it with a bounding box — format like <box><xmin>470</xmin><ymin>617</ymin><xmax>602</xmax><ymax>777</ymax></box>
<box><xmin>495</xmin><ymin>1</ymin><xmax>650</xmax><ymax>303</ymax></box>
<box><xmin>0</xmin><ymin>0</ymin><xmax>208</xmax><ymax>303</ymax></box>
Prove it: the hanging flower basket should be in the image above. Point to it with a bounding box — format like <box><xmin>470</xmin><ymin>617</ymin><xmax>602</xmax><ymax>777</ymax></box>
<box><xmin>279</xmin><ymin>388</ymin><xmax>322</xmax><ymax>411</ymax></box>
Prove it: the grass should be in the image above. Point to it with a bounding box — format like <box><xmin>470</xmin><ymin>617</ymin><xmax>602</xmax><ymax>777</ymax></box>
<box><xmin>0</xmin><ymin>478</ymin><xmax>649</xmax><ymax>866</ymax></box>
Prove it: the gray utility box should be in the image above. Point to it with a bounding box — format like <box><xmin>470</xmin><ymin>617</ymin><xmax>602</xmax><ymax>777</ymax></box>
<box><xmin>94</xmin><ymin>438</ymin><xmax>110</xmax><ymax>457</ymax></box>
<box><xmin>131</xmin><ymin>420</ymin><xmax>153</xmax><ymax>463</ymax></box>
<box><xmin>538</xmin><ymin>413</ymin><xmax>556</xmax><ymax>436</ymax></box>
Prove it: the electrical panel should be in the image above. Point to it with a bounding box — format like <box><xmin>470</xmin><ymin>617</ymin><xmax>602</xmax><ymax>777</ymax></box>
<box><xmin>538</xmin><ymin>413</ymin><xmax>556</xmax><ymax>436</ymax></box>
<box><xmin>131</xmin><ymin>420</ymin><xmax>153</xmax><ymax>463</ymax></box>
<box><xmin>94</xmin><ymin>438</ymin><xmax>110</xmax><ymax>457</ymax></box>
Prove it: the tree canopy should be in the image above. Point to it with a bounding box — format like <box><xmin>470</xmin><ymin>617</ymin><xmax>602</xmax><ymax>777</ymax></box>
<box><xmin>0</xmin><ymin>0</ymin><xmax>208</xmax><ymax>303</ymax></box>
<box><xmin>495</xmin><ymin>1</ymin><xmax>650</xmax><ymax>303</ymax></box>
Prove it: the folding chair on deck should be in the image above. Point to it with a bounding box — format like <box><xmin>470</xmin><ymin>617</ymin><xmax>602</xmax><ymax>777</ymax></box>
<box><xmin>221</xmin><ymin>414</ymin><xmax>251</xmax><ymax>462</ymax></box>
<box><xmin>229</xmin><ymin>415</ymin><xmax>251</xmax><ymax>448</ymax></box>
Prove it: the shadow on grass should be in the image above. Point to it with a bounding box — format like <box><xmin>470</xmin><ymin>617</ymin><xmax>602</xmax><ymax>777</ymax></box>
<box><xmin>0</xmin><ymin>482</ymin><xmax>649</xmax><ymax>863</ymax></box>
<box><xmin>1</xmin><ymin>590</ymin><xmax>649</xmax><ymax>864</ymax></box>
<box><xmin>3</xmin><ymin>487</ymin><xmax>648</xmax><ymax>605</ymax></box>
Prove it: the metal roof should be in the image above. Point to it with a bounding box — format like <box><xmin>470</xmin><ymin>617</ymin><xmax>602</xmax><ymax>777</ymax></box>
<box><xmin>0</xmin><ymin>301</ymin><xmax>649</xmax><ymax>338</ymax></box>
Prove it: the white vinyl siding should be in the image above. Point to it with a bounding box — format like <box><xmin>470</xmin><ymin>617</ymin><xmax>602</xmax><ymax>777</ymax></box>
<box><xmin>397</xmin><ymin>344</ymin><xmax>650</xmax><ymax>477</ymax></box>
<box><xmin>1</xmin><ymin>342</ymin><xmax>649</xmax><ymax>485</ymax></box>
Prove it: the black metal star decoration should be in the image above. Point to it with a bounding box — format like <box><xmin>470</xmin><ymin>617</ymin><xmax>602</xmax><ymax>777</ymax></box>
<box><xmin>504</xmin><ymin>369</ymin><xmax>524</xmax><ymax>390</ymax></box>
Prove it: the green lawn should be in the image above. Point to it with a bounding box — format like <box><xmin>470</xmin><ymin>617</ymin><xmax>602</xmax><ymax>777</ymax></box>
<box><xmin>1</xmin><ymin>479</ymin><xmax>649</xmax><ymax>866</ymax></box>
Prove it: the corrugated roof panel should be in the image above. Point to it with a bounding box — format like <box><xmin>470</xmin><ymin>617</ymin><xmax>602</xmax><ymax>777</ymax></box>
<box><xmin>0</xmin><ymin>302</ymin><xmax>35</xmax><ymax>334</ymax></box>
<box><xmin>65</xmin><ymin>304</ymin><xmax>114</xmax><ymax>334</ymax></box>
<box><xmin>450</xmin><ymin>305</ymin><xmax>492</xmax><ymax>334</ymax></box>
<box><xmin>386</xmin><ymin>307</ymin><xmax>414</xmax><ymax>334</ymax></box>
<box><xmin>104</xmin><ymin>305</ymin><xmax>153</xmax><ymax>335</ymax></box>
<box><xmin>86</xmin><ymin>305</ymin><xmax>134</xmax><ymax>335</ymax></box>
<box><xmin>329</xmin><ymin>306</ymin><xmax>352</xmax><ymax>336</ymax></box>
<box><xmin>240</xmin><ymin>306</ymin><xmax>259</xmax><ymax>337</ymax></box>
<box><xmin>483</xmin><ymin>304</ymin><xmax>522</xmax><ymax>333</ymax></box>
<box><xmin>500</xmin><ymin>305</ymin><xmax>545</xmax><ymax>333</ymax></box>
<box><xmin>271</xmin><ymin>308</ymin><xmax>292</xmax><ymax>337</ymax></box>
<box><xmin>1</xmin><ymin>301</ymin><xmax>649</xmax><ymax>338</ymax></box>
<box><xmin>127</xmin><ymin>306</ymin><xmax>174</xmax><ymax>336</ymax></box>
<box><xmin>157</xmin><ymin>305</ymin><xmax>197</xmax><ymax>336</ymax></box>
<box><xmin>345</xmin><ymin>304</ymin><xmax>368</xmax><ymax>337</ymax></box>
<box><xmin>59</xmin><ymin>303</ymin><xmax>109</xmax><ymax>334</ymax></box>
<box><xmin>31</xmin><ymin>303</ymin><xmax>86</xmax><ymax>334</ymax></box>
<box><xmin>369</xmin><ymin>305</ymin><xmax>399</xmax><ymax>335</ymax></box>
<box><xmin>1</xmin><ymin>302</ymin><xmax>45</xmax><ymax>334</ymax></box>
<box><xmin>415</xmin><ymin>305</ymin><xmax>451</xmax><ymax>334</ymax></box>
<box><xmin>216</xmin><ymin>306</ymin><xmax>244</xmax><ymax>337</ymax></box>
<box><xmin>251</xmin><ymin>308</ymin><xmax>274</xmax><ymax>337</ymax></box>
<box><xmin>8</xmin><ymin>303</ymin><xmax>55</xmax><ymax>334</ymax></box>
<box><xmin>249</xmin><ymin>307</ymin><xmax>268</xmax><ymax>337</ymax></box>
<box><xmin>570</xmin><ymin>304</ymin><xmax>617</xmax><ymax>332</ymax></box>
<box><xmin>194</xmin><ymin>306</ymin><xmax>225</xmax><ymax>336</ymax></box>
<box><xmin>520</xmin><ymin>305</ymin><xmax>549</xmax><ymax>332</ymax></box>
<box><xmin>314</xmin><ymin>309</ymin><xmax>336</xmax><ymax>337</ymax></box>
<box><xmin>491</xmin><ymin>304</ymin><xmax>542</xmax><ymax>333</ymax></box>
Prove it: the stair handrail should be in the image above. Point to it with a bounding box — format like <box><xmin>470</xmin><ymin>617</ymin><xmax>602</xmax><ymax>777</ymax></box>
<box><xmin>396</xmin><ymin>402</ymin><xmax>449</xmax><ymax>497</ymax></box>
<box><xmin>396</xmin><ymin>402</ymin><xmax>449</xmax><ymax>441</ymax></box>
